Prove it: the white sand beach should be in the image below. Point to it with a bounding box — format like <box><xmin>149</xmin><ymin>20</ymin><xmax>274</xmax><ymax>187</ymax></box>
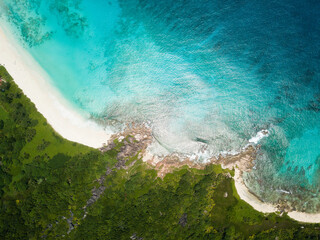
<box><xmin>1</xmin><ymin>20</ymin><xmax>320</xmax><ymax>224</ymax></box>
<box><xmin>234</xmin><ymin>169</ymin><xmax>320</xmax><ymax>223</ymax></box>
<box><xmin>0</xmin><ymin>23</ymin><xmax>111</xmax><ymax>148</ymax></box>
<box><xmin>234</xmin><ymin>169</ymin><xmax>277</xmax><ymax>213</ymax></box>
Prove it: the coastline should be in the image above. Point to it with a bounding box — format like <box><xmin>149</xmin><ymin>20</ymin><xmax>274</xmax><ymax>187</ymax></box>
<box><xmin>0</xmin><ymin>23</ymin><xmax>111</xmax><ymax>148</ymax></box>
<box><xmin>233</xmin><ymin>169</ymin><xmax>278</xmax><ymax>213</ymax></box>
<box><xmin>1</xmin><ymin>20</ymin><xmax>320</xmax><ymax>224</ymax></box>
<box><xmin>234</xmin><ymin>166</ymin><xmax>320</xmax><ymax>224</ymax></box>
<box><xmin>145</xmin><ymin>137</ymin><xmax>320</xmax><ymax>224</ymax></box>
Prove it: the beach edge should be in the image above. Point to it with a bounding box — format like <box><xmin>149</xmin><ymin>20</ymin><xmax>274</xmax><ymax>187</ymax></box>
<box><xmin>0</xmin><ymin>23</ymin><xmax>111</xmax><ymax>148</ymax></box>
<box><xmin>1</xmin><ymin>21</ymin><xmax>320</xmax><ymax>224</ymax></box>
<box><xmin>234</xmin><ymin>169</ymin><xmax>320</xmax><ymax>223</ymax></box>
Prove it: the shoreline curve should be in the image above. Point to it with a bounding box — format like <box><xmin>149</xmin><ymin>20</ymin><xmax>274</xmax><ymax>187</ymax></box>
<box><xmin>1</xmin><ymin>20</ymin><xmax>320</xmax><ymax>224</ymax></box>
<box><xmin>234</xmin><ymin>169</ymin><xmax>320</xmax><ymax>223</ymax></box>
<box><xmin>0</xmin><ymin>22</ymin><xmax>111</xmax><ymax>148</ymax></box>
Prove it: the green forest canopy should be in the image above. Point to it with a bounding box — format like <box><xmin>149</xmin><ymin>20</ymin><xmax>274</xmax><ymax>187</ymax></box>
<box><xmin>0</xmin><ymin>66</ymin><xmax>319</xmax><ymax>239</ymax></box>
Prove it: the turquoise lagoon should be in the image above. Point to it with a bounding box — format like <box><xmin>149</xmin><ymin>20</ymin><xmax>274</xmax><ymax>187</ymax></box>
<box><xmin>1</xmin><ymin>0</ymin><xmax>320</xmax><ymax>212</ymax></box>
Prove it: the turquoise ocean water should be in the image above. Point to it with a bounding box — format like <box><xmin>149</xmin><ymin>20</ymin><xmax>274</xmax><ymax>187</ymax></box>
<box><xmin>1</xmin><ymin>0</ymin><xmax>320</xmax><ymax>212</ymax></box>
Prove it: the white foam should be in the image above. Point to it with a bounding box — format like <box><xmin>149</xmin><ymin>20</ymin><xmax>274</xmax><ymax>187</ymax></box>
<box><xmin>249</xmin><ymin>129</ymin><xmax>269</xmax><ymax>144</ymax></box>
<box><xmin>276</xmin><ymin>189</ymin><xmax>291</xmax><ymax>194</ymax></box>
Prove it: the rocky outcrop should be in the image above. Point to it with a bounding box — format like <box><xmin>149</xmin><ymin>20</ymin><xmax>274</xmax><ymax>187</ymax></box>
<box><xmin>130</xmin><ymin>233</ymin><xmax>143</xmax><ymax>240</ymax></box>
<box><xmin>210</xmin><ymin>145</ymin><xmax>258</xmax><ymax>172</ymax></box>
<box><xmin>100</xmin><ymin>123</ymin><xmax>152</xmax><ymax>161</ymax></box>
<box><xmin>146</xmin><ymin>144</ymin><xmax>259</xmax><ymax>178</ymax></box>
<box><xmin>84</xmin><ymin>167</ymin><xmax>112</xmax><ymax>211</ymax></box>
<box><xmin>148</xmin><ymin>155</ymin><xmax>205</xmax><ymax>178</ymax></box>
<box><xmin>84</xmin><ymin>124</ymin><xmax>153</xmax><ymax>217</ymax></box>
<box><xmin>179</xmin><ymin>213</ymin><xmax>188</xmax><ymax>227</ymax></box>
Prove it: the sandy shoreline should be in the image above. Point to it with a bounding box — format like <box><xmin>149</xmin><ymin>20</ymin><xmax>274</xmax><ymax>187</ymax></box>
<box><xmin>1</xmin><ymin>21</ymin><xmax>320</xmax><ymax>224</ymax></box>
<box><xmin>234</xmin><ymin>169</ymin><xmax>278</xmax><ymax>213</ymax></box>
<box><xmin>234</xmin><ymin>169</ymin><xmax>320</xmax><ymax>223</ymax></box>
<box><xmin>0</xmin><ymin>23</ymin><xmax>111</xmax><ymax>148</ymax></box>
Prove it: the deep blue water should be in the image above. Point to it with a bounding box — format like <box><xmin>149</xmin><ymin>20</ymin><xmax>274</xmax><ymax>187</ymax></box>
<box><xmin>1</xmin><ymin>0</ymin><xmax>320</xmax><ymax>212</ymax></box>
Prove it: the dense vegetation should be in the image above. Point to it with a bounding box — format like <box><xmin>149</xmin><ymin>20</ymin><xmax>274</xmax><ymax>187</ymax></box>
<box><xmin>0</xmin><ymin>65</ymin><xmax>320</xmax><ymax>239</ymax></box>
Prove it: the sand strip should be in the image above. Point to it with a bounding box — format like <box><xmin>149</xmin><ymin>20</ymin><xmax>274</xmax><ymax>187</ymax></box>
<box><xmin>0</xmin><ymin>23</ymin><xmax>111</xmax><ymax>148</ymax></box>
<box><xmin>234</xmin><ymin>169</ymin><xmax>278</xmax><ymax>213</ymax></box>
<box><xmin>234</xmin><ymin>169</ymin><xmax>320</xmax><ymax>223</ymax></box>
<box><xmin>1</xmin><ymin>20</ymin><xmax>320</xmax><ymax>224</ymax></box>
